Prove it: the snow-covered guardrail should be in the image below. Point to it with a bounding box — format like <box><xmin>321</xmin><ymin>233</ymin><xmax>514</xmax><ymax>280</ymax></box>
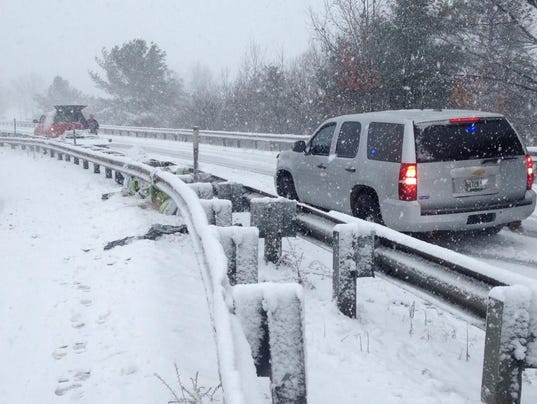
<box><xmin>293</xmin><ymin>205</ymin><xmax>537</xmax><ymax>403</ymax></box>
<box><xmin>0</xmin><ymin>134</ymin><xmax>307</xmax><ymax>404</ymax></box>
<box><xmin>0</xmin><ymin>120</ymin><xmax>308</xmax><ymax>152</ymax></box>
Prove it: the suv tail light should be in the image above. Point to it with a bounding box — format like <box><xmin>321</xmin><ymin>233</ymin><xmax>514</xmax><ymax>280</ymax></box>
<box><xmin>399</xmin><ymin>163</ymin><xmax>417</xmax><ymax>201</ymax></box>
<box><xmin>526</xmin><ymin>154</ymin><xmax>534</xmax><ymax>190</ymax></box>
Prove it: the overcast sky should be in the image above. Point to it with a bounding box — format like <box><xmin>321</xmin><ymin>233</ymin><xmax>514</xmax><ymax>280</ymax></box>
<box><xmin>1</xmin><ymin>0</ymin><xmax>325</xmax><ymax>95</ymax></box>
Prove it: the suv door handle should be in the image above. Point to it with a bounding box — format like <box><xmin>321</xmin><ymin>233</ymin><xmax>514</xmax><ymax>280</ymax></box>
<box><xmin>345</xmin><ymin>167</ymin><xmax>356</xmax><ymax>172</ymax></box>
<box><xmin>317</xmin><ymin>163</ymin><xmax>327</xmax><ymax>169</ymax></box>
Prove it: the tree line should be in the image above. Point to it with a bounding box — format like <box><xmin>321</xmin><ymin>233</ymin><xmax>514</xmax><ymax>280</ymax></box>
<box><xmin>7</xmin><ymin>0</ymin><xmax>537</xmax><ymax>142</ymax></box>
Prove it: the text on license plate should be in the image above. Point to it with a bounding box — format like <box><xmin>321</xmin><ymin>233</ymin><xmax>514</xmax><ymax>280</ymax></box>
<box><xmin>464</xmin><ymin>178</ymin><xmax>488</xmax><ymax>192</ymax></box>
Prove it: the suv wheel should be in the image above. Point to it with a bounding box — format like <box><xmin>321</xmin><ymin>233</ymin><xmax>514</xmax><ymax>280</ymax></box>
<box><xmin>277</xmin><ymin>173</ymin><xmax>299</xmax><ymax>201</ymax></box>
<box><xmin>352</xmin><ymin>193</ymin><xmax>383</xmax><ymax>224</ymax></box>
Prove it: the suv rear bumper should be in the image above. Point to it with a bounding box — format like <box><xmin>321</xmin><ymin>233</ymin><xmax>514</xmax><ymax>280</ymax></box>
<box><xmin>382</xmin><ymin>190</ymin><xmax>536</xmax><ymax>232</ymax></box>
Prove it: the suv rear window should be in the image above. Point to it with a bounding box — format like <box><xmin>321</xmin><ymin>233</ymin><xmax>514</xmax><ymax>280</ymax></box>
<box><xmin>367</xmin><ymin>122</ymin><xmax>404</xmax><ymax>162</ymax></box>
<box><xmin>415</xmin><ymin>118</ymin><xmax>524</xmax><ymax>162</ymax></box>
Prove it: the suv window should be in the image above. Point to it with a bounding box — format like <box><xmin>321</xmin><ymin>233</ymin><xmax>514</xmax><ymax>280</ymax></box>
<box><xmin>415</xmin><ymin>118</ymin><xmax>524</xmax><ymax>162</ymax></box>
<box><xmin>309</xmin><ymin>123</ymin><xmax>336</xmax><ymax>156</ymax></box>
<box><xmin>367</xmin><ymin>122</ymin><xmax>404</xmax><ymax>162</ymax></box>
<box><xmin>336</xmin><ymin>122</ymin><xmax>361</xmax><ymax>158</ymax></box>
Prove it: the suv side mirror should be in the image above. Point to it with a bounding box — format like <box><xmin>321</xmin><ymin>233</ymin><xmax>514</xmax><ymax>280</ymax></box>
<box><xmin>292</xmin><ymin>140</ymin><xmax>306</xmax><ymax>153</ymax></box>
<box><xmin>32</xmin><ymin>119</ymin><xmax>39</xmax><ymax>124</ymax></box>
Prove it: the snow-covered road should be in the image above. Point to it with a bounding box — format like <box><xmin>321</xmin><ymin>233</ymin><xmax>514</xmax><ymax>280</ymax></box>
<box><xmin>103</xmin><ymin>134</ymin><xmax>537</xmax><ymax>280</ymax></box>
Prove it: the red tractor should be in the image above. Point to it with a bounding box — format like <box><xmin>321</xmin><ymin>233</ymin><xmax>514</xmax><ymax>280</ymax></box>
<box><xmin>34</xmin><ymin>105</ymin><xmax>89</xmax><ymax>138</ymax></box>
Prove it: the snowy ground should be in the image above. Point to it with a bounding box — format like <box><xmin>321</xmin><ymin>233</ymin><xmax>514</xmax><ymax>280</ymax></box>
<box><xmin>2</xmin><ymin>143</ymin><xmax>537</xmax><ymax>403</ymax></box>
<box><xmin>0</xmin><ymin>148</ymin><xmax>221</xmax><ymax>403</ymax></box>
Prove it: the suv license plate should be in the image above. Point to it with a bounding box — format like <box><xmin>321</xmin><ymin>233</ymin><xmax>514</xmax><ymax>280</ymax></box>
<box><xmin>464</xmin><ymin>178</ymin><xmax>487</xmax><ymax>192</ymax></box>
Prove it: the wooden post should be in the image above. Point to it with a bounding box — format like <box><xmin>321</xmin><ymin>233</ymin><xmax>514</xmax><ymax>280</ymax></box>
<box><xmin>200</xmin><ymin>199</ymin><xmax>232</xmax><ymax>226</ymax></box>
<box><xmin>234</xmin><ymin>284</ymin><xmax>307</xmax><ymax>403</ymax></box>
<box><xmin>115</xmin><ymin>171</ymin><xmax>124</xmax><ymax>185</ymax></box>
<box><xmin>83</xmin><ymin>160</ymin><xmax>89</xmax><ymax>169</ymax></box>
<box><xmin>217</xmin><ymin>226</ymin><xmax>259</xmax><ymax>285</ymax></box>
<box><xmin>481</xmin><ymin>286</ymin><xmax>531</xmax><ymax>404</ymax></box>
<box><xmin>333</xmin><ymin>224</ymin><xmax>375</xmax><ymax>318</ymax></box>
<box><xmin>214</xmin><ymin>181</ymin><xmax>245</xmax><ymax>212</ymax></box>
<box><xmin>250</xmin><ymin>198</ymin><xmax>296</xmax><ymax>264</ymax></box>
<box><xmin>93</xmin><ymin>163</ymin><xmax>100</xmax><ymax>174</ymax></box>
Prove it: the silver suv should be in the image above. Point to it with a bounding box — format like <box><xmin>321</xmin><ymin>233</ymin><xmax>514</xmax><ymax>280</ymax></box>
<box><xmin>275</xmin><ymin>109</ymin><xmax>536</xmax><ymax>233</ymax></box>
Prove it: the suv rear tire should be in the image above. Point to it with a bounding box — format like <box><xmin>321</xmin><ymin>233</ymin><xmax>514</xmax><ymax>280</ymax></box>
<box><xmin>352</xmin><ymin>193</ymin><xmax>383</xmax><ymax>224</ymax></box>
<box><xmin>276</xmin><ymin>173</ymin><xmax>299</xmax><ymax>201</ymax></box>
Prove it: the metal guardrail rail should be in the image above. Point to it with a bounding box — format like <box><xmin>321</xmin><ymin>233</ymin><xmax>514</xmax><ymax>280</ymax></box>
<box><xmin>0</xmin><ymin>120</ymin><xmax>309</xmax><ymax>152</ymax></box>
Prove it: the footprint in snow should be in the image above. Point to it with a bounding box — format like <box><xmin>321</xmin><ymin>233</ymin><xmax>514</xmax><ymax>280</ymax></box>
<box><xmin>73</xmin><ymin>342</ymin><xmax>87</xmax><ymax>354</ymax></box>
<box><xmin>80</xmin><ymin>299</ymin><xmax>92</xmax><ymax>307</ymax></box>
<box><xmin>55</xmin><ymin>368</ymin><xmax>91</xmax><ymax>396</ymax></box>
<box><xmin>52</xmin><ymin>345</ymin><xmax>69</xmax><ymax>360</ymax></box>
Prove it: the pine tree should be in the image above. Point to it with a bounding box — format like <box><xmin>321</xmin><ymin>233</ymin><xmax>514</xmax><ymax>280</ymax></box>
<box><xmin>90</xmin><ymin>39</ymin><xmax>184</xmax><ymax>127</ymax></box>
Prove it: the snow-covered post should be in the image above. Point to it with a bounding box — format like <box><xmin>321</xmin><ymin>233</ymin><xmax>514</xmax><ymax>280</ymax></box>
<box><xmin>333</xmin><ymin>224</ymin><xmax>375</xmax><ymax>318</ymax></box>
<box><xmin>250</xmin><ymin>198</ymin><xmax>297</xmax><ymax>264</ymax></box>
<box><xmin>65</xmin><ymin>154</ymin><xmax>71</xmax><ymax>162</ymax></box>
<box><xmin>216</xmin><ymin>226</ymin><xmax>259</xmax><ymax>285</ymax></box>
<box><xmin>83</xmin><ymin>160</ymin><xmax>89</xmax><ymax>169</ymax></box>
<box><xmin>481</xmin><ymin>285</ymin><xmax>531</xmax><ymax>404</ymax></box>
<box><xmin>188</xmin><ymin>182</ymin><xmax>214</xmax><ymax>199</ymax></box>
<box><xmin>115</xmin><ymin>171</ymin><xmax>124</xmax><ymax>185</ymax></box>
<box><xmin>10</xmin><ymin>143</ymin><xmax>15</xmax><ymax>149</ymax></box>
<box><xmin>193</xmin><ymin>126</ymin><xmax>199</xmax><ymax>182</ymax></box>
<box><xmin>49</xmin><ymin>149</ymin><xmax>55</xmax><ymax>158</ymax></box>
<box><xmin>93</xmin><ymin>163</ymin><xmax>100</xmax><ymax>174</ymax></box>
<box><xmin>234</xmin><ymin>283</ymin><xmax>307</xmax><ymax>403</ymax></box>
<box><xmin>214</xmin><ymin>181</ymin><xmax>245</xmax><ymax>212</ymax></box>
<box><xmin>105</xmin><ymin>167</ymin><xmax>112</xmax><ymax>178</ymax></box>
<box><xmin>200</xmin><ymin>199</ymin><xmax>232</xmax><ymax>226</ymax></box>
<box><xmin>21</xmin><ymin>144</ymin><xmax>26</xmax><ymax>150</ymax></box>
<box><xmin>57</xmin><ymin>152</ymin><xmax>63</xmax><ymax>160</ymax></box>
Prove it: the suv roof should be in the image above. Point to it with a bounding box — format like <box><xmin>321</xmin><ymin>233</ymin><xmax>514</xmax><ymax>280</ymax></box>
<box><xmin>337</xmin><ymin>109</ymin><xmax>502</xmax><ymax>124</ymax></box>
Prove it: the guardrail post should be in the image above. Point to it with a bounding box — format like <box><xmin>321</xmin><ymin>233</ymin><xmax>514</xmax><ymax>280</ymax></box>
<box><xmin>73</xmin><ymin>157</ymin><xmax>79</xmax><ymax>165</ymax></box>
<box><xmin>200</xmin><ymin>199</ymin><xmax>232</xmax><ymax>226</ymax></box>
<box><xmin>234</xmin><ymin>284</ymin><xmax>307</xmax><ymax>403</ymax></box>
<box><xmin>216</xmin><ymin>226</ymin><xmax>259</xmax><ymax>285</ymax></box>
<box><xmin>250</xmin><ymin>198</ymin><xmax>297</xmax><ymax>264</ymax></box>
<box><xmin>93</xmin><ymin>163</ymin><xmax>100</xmax><ymax>174</ymax></box>
<box><xmin>83</xmin><ymin>160</ymin><xmax>89</xmax><ymax>169</ymax></box>
<box><xmin>50</xmin><ymin>149</ymin><xmax>55</xmax><ymax>158</ymax></box>
<box><xmin>481</xmin><ymin>285</ymin><xmax>531</xmax><ymax>404</ymax></box>
<box><xmin>21</xmin><ymin>144</ymin><xmax>26</xmax><ymax>150</ymax></box>
<box><xmin>332</xmin><ymin>224</ymin><xmax>375</xmax><ymax>318</ymax></box>
<box><xmin>193</xmin><ymin>126</ymin><xmax>199</xmax><ymax>182</ymax></box>
<box><xmin>10</xmin><ymin>143</ymin><xmax>16</xmax><ymax>149</ymax></box>
<box><xmin>115</xmin><ymin>171</ymin><xmax>124</xmax><ymax>185</ymax></box>
<box><xmin>188</xmin><ymin>183</ymin><xmax>214</xmax><ymax>199</ymax></box>
<box><xmin>214</xmin><ymin>182</ymin><xmax>245</xmax><ymax>212</ymax></box>
<box><xmin>105</xmin><ymin>167</ymin><xmax>112</xmax><ymax>178</ymax></box>
<box><xmin>65</xmin><ymin>154</ymin><xmax>71</xmax><ymax>162</ymax></box>
<box><xmin>57</xmin><ymin>152</ymin><xmax>63</xmax><ymax>160</ymax></box>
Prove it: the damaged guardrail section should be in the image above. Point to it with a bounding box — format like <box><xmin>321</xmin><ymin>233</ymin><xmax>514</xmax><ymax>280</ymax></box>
<box><xmin>1</xmin><ymin>136</ymin><xmax>307</xmax><ymax>404</ymax></box>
